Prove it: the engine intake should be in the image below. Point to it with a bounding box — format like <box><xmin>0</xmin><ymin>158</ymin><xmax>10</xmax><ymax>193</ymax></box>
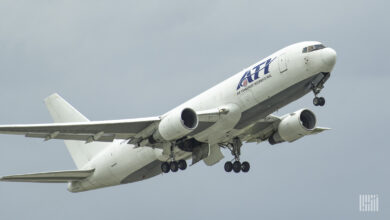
<box><xmin>181</xmin><ymin>108</ymin><xmax>198</xmax><ymax>129</ymax></box>
<box><xmin>269</xmin><ymin>109</ymin><xmax>316</xmax><ymax>145</ymax></box>
<box><xmin>153</xmin><ymin>107</ymin><xmax>198</xmax><ymax>141</ymax></box>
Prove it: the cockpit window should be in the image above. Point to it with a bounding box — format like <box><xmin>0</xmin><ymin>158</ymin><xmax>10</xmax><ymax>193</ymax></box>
<box><xmin>302</xmin><ymin>44</ymin><xmax>326</xmax><ymax>53</ymax></box>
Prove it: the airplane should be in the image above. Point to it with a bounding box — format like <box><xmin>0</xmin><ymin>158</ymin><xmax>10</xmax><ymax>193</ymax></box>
<box><xmin>0</xmin><ymin>41</ymin><xmax>336</xmax><ymax>192</ymax></box>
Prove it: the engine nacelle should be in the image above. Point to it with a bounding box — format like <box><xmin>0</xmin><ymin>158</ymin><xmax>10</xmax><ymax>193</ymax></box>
<box><xmin>153</xmin><ymin>108</ymin><xmax>198</xmax><ymax>141</ymax></box>
<box><xmin>269</xmin><ymin>109</ymin><xmax>317</xmax><ymax>145</ymax></box>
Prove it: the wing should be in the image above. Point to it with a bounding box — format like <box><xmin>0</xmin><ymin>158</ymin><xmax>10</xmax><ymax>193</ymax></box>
<box><xmin>0</xmin><ymin>117</ymin><xmax>160</xmax><ymax>143</ymax></box>
<box><xmin>0</xmin><ymin>169</ymin><xmax>94</xmax><ymax>183</ymax></box>
<box><xmin>238</xmin><ymin>114</ymin><xmax>280</xmax><ymax>143</ymax></box>
<box><xmin>0</xmin><ymin>94</ymin><xmax>230</xmax><ymax>144</ymax></box>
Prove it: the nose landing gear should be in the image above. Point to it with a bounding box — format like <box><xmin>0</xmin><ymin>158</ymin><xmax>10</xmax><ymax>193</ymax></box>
<box><xmin>313</xmin><ymin>96</ymin><xmax>325</xmax><ymax>106</ymax></box>
<box><xmin>312</xmin><ymin>82</ymin><xmax>325</xmax><ymax>106</ymax></box>
<box><xmin>311</xmin><ymin>73</ymin><xmax>330</xmax><ymax>107</ymax></box>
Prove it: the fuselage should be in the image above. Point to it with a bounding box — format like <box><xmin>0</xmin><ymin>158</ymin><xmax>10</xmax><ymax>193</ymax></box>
<box><xmin>68</xmin><ymin>41</ymin><xmax>336</xmax><ymax>192</ymax></box>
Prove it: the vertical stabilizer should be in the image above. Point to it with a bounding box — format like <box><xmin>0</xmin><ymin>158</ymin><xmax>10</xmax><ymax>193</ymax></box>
<box><xmin>44</xmin><ymin>93</ymin><xmax>107</xmax><ymax>169</ymax></box>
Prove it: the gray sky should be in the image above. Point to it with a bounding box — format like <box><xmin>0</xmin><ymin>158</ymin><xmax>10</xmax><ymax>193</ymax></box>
<box><xmin>0</xmin><ymin>1</ymin><xmax>388</xmax><ymax>219</ymax></box>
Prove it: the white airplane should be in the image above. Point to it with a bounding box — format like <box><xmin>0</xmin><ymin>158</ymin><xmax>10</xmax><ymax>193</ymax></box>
<box><xmin>0</xmin><ymin>41</ymin><xmax>336</xmax><ymax>192</ymax></box>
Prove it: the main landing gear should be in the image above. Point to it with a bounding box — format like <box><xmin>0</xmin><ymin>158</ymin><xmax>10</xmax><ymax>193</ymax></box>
<box><xmin>223</xmin><ymin>138</ymin><xmax>250</xmax><ymax>173</ymax></box>
<box><xmin>161</xmin><ymin>144</ymin><xmax>187</xmax><ymax>173</ymax></box>
<box><xmin>161</xmin><ymin>160</ymin><xmax>187</xmax><ymax>173</ymax></box>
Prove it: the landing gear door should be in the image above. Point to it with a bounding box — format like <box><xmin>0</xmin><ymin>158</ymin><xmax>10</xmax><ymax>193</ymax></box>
<box><xmin>203</xmin><ymin>144</ymin><xmax>224</xmax><ymax>166</ymax></box>
<box><xmin>278</xmin><ymin>53</ymin><xmax>288</xmax><ymax>73</ymax></box>
<box><xmin>191</xmin><ymin>143</ymin><xmax>209</xmax><ymax>165</ymax></box>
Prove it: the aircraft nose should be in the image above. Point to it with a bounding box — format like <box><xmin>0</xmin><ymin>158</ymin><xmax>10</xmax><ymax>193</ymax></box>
<box><xmin>322</xmin><ymin>47</ymin><xmax>337</xmax><ymax>68</ymax></box>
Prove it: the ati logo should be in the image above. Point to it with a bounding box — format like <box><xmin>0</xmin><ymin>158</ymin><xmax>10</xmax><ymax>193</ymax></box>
<box><xmin>237</xmin><ymin>57</ymin><xmax>275</xmax><ymax>90</ymax></box>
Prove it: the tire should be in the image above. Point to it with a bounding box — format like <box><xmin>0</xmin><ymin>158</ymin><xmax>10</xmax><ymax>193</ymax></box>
<box><xmin>319</xmin><ymin>97</ymin><xmax>325</xmax><ymax>106</ymax></box>
<box><xmin>178</xmin><ymin>160</ymin><xmax>187</xmax><ymax>170</ymax></box>
<box><xmin>161</xmin><ymin>162</ymin><xmax>170</xmax><ymax>173</ymax></box>
<box><xmin>224</xmin><ymin>161</ymin><xmax>233</xmax><ymax>172</ymax></box>
<box><xmin>241</xmin><ymin>161</ymin><xmax>250</xmax><ymax>172</ymax></box>
<box><xmin>233</xmin><ymin>161</ymin><xmax>241</xmax><ymax>173</ymax></box>
<box><xmin>313</xmin><ymin>97</ymin><xmax>319</xmax><ymax>106</ymax></box>
<box><xmin>170</xmin><ymin>161</ymin><xmax>179</xmax><ymax>172</ymax></box>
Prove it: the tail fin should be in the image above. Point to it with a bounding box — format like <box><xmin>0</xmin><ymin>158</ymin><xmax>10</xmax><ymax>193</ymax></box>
<box><xmin>44</xmin><ymin>93</ymin><xmax>107</xmax><ymax>169</ymax></box>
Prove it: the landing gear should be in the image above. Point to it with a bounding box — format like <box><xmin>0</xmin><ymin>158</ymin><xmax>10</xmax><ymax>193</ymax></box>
<box><xmin>311</xmin><ymin>74</ymin><xmax>329</xmax><ymax>107</ymax></box>
<box><xmin>313</xmin><ymin>97</ymin><xmax>325</xmax><ymax>106</ymax></box>
<box><xmin>224</xmin><ymin>161</ymin><xmax>233</xmax><ymax>172</ymax></box>
<box><xmin>161</xmin><ymin>162</ymin><xmax>170</xmax><ymax>173</ymax></box>
<box><xmin>161</xmin><ymin>143</ymin><xmax>188</xmax><ymax>173</ymax></box>
<box><xmin>178</xmin><ymin>159</ymin><xmax>187</xmax><ymax>170</ymax></box>
<box><xmin>161</xmin><ymin>160</ymin><xmax>187</xmax><ymax>173</ymax></box>
<box><xmin>241</xmin><ymin>161</ymin><xmax>250</xmax><ymax>173</ymax></box>
<box><xmin>223</xmin><ymin>138</ymin><xmax>251</xmax><ymax>173</ymax></box>
<box><xmin>232</xmin><ymin>161</ymin><xmax>241</xmax><ymax>173</ymax></box>
<box><xmin>224</xmin><ymin>160</ymin><xmax>250</xmax><ymax>173</ymax></box>
<box><xmin>170</xmin><ymin>161</ymin><xmax>179</xmax><ymax>172</ymax></box>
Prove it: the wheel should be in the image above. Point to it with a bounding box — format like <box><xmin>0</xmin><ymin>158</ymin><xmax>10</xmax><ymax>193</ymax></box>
<box><xmin>161</xmin><ymin>162</ymin><xmax>170</xmax><ymax>173</ymax></box>
<box><xmin>170</xmin><ymin>161</ymin><xmax>179</xmax><ymax>172</ymax></box>
<box><xmin>319</xmin><ymin>97</ymin><xmax>325</xmax><ymax>106</ymax></box>
<box><xmin>241</xmin><ymin>161</ymin><xmax>250</xmax><ymax>172</ymax></box>
<box><xmin>232</xmin><ymin>161</ymin><xmax>241</xmax><ymax>173</ymax></box>
<box><xmin>313</xmin><ymin>97</ymin><xmax>320</xmax><ymax>106</ymax></box>
<box><xmin>178</xmin><ymin>160</ymin><xmax>187</xmax><ymax>170</ymax></box>
<box><xmin>224</xmin><ymin>161</ymin><xmax>233</xmax><ymax>172</ymax></box>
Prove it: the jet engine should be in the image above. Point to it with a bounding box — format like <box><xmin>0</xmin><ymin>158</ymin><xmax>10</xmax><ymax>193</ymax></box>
<box><xmin>153</xmin><ymin>107</ymin><xmax>198</xmax><ymax>141</ymax></box>
<box><xmin>268</xmin><ymin>109</ymin><xmax>317</xmax><ymax>145</ymax></box>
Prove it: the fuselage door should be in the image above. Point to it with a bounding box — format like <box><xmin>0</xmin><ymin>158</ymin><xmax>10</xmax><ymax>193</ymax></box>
<box><xmin>278</xmin><ymin>53</ymin><xmax>288</xmax><ymax>73</ymax></box>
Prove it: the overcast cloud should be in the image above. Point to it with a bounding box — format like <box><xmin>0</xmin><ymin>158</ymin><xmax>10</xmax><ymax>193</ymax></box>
<box><xmin>0</xmin><ymin>1</ymin><xmax>388</xmax><ymax>219</ymax></box>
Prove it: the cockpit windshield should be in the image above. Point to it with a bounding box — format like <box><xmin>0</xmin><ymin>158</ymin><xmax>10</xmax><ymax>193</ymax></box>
<box><xmin>302</xmin><ymin>44</ymin><xmax>326</xmax><ymax>53</ymax></box>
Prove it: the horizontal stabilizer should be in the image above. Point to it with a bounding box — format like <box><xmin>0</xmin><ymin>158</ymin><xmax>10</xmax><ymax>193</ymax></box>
<box><xmin>0</xmin><ymin>169</ymin><xmax>94</xmax><ymax>183</ymax></box>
